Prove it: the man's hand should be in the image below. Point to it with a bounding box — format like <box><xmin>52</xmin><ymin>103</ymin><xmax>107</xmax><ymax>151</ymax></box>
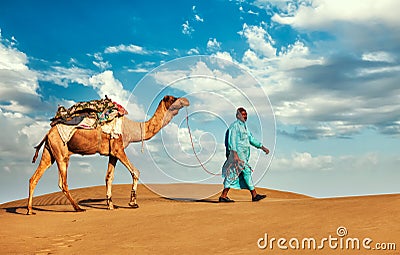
<box><xmin>232</xmin><ymin>151</ymin><xmax>241</xmax><ymax>163</ymax></box>
<box><xmin>261</xmin><ymin>146</ymin><xmax>269</xmax><ymax>155</ymax></box>
<box><xmin>229</xmin><ymin>150</ymin><xmax>244</xmax><ymax>174</ymax></box>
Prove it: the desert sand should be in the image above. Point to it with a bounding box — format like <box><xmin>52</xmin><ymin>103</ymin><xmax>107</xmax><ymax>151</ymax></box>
<box><xmin>0</xmin><ymin>184</ymin><xmax>399</xmax><ymax>255</ymax></box>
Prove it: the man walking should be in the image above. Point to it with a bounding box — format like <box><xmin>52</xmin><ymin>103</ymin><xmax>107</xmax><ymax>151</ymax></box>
<box><xmin>219</xmin><ymin>107</ymin><xmax>269</xmax><ymax>202</ymax></box>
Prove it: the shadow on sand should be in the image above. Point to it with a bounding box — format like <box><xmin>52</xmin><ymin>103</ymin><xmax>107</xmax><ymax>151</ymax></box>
<box><xmin>163</xmin><ymin>197</ymin><xmax>219</xmax><ymax>203</ymax></box>
<box><xmin>2</xmin><ymin>196</ymin><xmax>220</xmax><ymax>215</ymax></box>
<box><xmin>3</xmin><ymin>206</ymin><xmax>76</xmax><ymax>215</ymax></box>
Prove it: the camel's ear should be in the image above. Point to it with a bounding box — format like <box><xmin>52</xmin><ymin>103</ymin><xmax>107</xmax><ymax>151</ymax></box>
<box><xmin>163</xmin><ymin>95</ymin><xmax>178</xmax><ymax>109</ymax></box>
<box><xmin>163</xmin><ymin>95</ymin><xmax>171</xmax><ymax>102</ymax></box>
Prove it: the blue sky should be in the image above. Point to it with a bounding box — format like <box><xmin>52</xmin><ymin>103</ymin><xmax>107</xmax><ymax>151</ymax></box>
<box><xmin>1</xmin><ymin>0</ymin><xmax>399</xmax><ymax>203</ymax></box>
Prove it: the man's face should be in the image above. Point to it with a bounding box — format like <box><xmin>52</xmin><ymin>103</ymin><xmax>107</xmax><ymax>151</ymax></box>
<box><xmin>240</xmin><ymin>110</ymin><xmax>247</xmax><ymax>121</ymax></box>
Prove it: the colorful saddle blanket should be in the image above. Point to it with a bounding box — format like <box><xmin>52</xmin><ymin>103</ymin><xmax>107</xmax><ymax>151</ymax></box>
<box><xmin>50</xmin><ymin>96</ymin><xmax>128</xmax><ymax>126</ymax></box>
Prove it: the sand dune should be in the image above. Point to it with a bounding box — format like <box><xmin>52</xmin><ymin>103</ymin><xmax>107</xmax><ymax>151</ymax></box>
<box><xmin>1</xmin><ymin>184</ymin><xmax>399</xmax><ymax>254</ymax></box>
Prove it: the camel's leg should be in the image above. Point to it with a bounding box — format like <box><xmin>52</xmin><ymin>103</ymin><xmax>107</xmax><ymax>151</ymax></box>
<box><xmin>57</xmin><ymin>158</ymin><xmax>85</xmax><ymax>212</ymax></box>
<box><xmin>105</xmin><ymin>156</ymin><xmax>117</xmax><ymax>210</ymax></box>
<box><xmin>115</xmin><ymin>150</ymin><xmax>140</xmax><ymax>208</ymax></box>
<box><xmin>27</xmin><ymin>146</ymin><xmax>55</xmax><ymax>215</ymax></box>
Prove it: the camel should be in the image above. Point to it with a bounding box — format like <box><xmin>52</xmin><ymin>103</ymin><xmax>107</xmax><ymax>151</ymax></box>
<box><xmin>27</xmin><ymin>95</ymin><xmax>190</xmax><ymax>215</ymax></box>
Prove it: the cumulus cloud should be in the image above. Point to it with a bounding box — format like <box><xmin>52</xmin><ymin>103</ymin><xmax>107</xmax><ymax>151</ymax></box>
<box><xmin>87</xmin><ymin>70</ymin><xmax>144</xmax><ymax>118</ymax></box>
<box><xmin>269</xmin><ymin>0</ymin><xmax>400</xmax><ymax>29</ymax></box>
<box><xmin>88</xmin><ymin>70</ymin><xmax>128</xmax><ymax>103</ymax></box>
<box><xmin>150</xmin><ymin>59</ymin><xmax>264</xmax><ymax>114</ymax></box>
<box><xmin>238</xmin><ymin>23</ymin><xmax>276</xmax><ymax>58</ymax></box>
<box><xmin>211</xmin><ymin>51</ymin><xmax>234</xmax><ymax>63</ymax></box>
<box><xmin>270</xmin><ymin>151</ymin><xmax>397</xmax><ymax>174</ymax></box>
<box><xmin>206</xmin><ymin>38</ymin><xmax>221</xmax><ymax>52</ymax></box>
<box><xmin>91</xmin><ymin>52</ymin><xmax>111</xmax><ymax>70</ymax></box>
<box><xmin>0</xmin><ymin>41</ymin><xmax>45</xmax><ymax>114</ymax></box>
<box><xmin>38</xmin><ymin>66</ymin><xmax>93</xmax><ymax>87</ymax></box>
<box><xmin>234</xmin><ymin>1</ymin><xmax>400</xmax><ymax>139</ymax></box>
<box><xmin>272</xmin><ymin>152</ymin><xmax>333</xmax><ymax>171</ymax></box>
<box><xmin>264</xmin><ymin>0</ymin><xmax>400</xmax><ymax>54</ymax></box>
<box><xmin>0</xmin><ymin>108</ymin><xmax>48</xmax><ymax>173</ymax></box>
<box><xmin>35</xmin><ymin>63</ymin><xmax>145</xmax><ymax>118</ymax></box>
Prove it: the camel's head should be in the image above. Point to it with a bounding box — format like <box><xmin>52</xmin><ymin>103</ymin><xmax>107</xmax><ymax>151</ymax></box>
<box><xmin>163</xmin><ymin>95</ymin><xmax>190</xmax><ymax>116</ymax></box>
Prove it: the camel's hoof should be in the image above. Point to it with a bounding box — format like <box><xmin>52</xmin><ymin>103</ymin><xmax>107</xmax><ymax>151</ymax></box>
<box><xmin>75</xmin><ymin>208</ymin><xmax>86</xmax><ymax>212</ymax></box>
<box><xmin>128</xmin><ymin>203</ymin><xmax>139</xmax><ymax>209</ymax></box>
<box><xmin>26</xmin><ymin>210</ymin><xmax>36</xmax><ymax>215</ymax></box>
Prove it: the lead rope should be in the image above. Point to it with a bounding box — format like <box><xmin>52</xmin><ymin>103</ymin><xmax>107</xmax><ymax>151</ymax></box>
<box><xmin>185</xmin><ymin>108</ymin><xmax>221</xmax><ymax>176</ymax></box>
<box><xmin>140</xmin><ymin>122</ymin><xmax>144</xmax><ymax>153</ymax></box>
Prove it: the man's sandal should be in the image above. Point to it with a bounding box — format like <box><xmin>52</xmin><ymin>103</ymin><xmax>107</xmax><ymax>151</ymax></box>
<box><xmin>219</xmin><ymin>197</ymin><xmax>235</xmax><ymax>203</ymax></box>
<box><xmin>252</xmin><ymin>194</ymin><xmax>267</xmax><ymax>202</ymax></box>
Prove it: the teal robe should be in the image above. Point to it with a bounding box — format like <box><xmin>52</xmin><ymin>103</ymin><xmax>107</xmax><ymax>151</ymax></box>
<box><xmin>222</xmin><ymin>119</ymin><xmax>262</xmax><ymax>190</ymax></box>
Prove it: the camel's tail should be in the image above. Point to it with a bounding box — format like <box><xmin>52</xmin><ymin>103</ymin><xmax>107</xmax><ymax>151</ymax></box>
<box><xmin>32</xmin><ymin>134</ymin><xmax>47</xmax><ymax>163</ymax></box>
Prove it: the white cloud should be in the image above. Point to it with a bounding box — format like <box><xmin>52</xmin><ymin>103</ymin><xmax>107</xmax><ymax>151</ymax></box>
<box><xmin>238</xmin><ymin>23</ymin><xmax>276</xmax><ymax>58</ymax></box>
<box><xmin>20</xmin><ymin>118</ymin><xmax>49</xmax><ymax>140</ymax></box>
<box><xmin>187</xmin><ymin>48</ymin><xmax>200</xmax><ymax>55</ymax></box>
<box><xmin>37</xmin><ymin>66</ymin><xmax>146</xmax><ymax>119</ymax></box>
<box><xmin>0</xmin><ymin>41</ymin><xmax>45</xmax><ymax>114</ymax></box>
<box><xmin>104</xmin><ymin>44</ymin><xmax>148</xmax><ymax>54</ymax></box>
<box><xmin>195</xmin><ymin>14</ymin><xmax>204</xmax><ymax>22</ymax></box>
<box><xmin>182</xmin><ymin>20</ymin><xmax>194</xmax><ymax>35</ymax></box>
<box><xmin>0</xmin><ymin>109</ymin><xmax>40</xmax><ymax>160</ymax></box>
<box><xmin>271</xmin><ymin>151</ymin><xmax>395</xmax><ymax>174</ymax></box>
<box><xmin>88</xmin><ymin>70</ymin><xmax>145</xmax><ymax>119</ymax></box>
<box><xmin>272</xmin><ymin>152</ymin><xmax>333</xmax><ymax>171</ymax></box>
<box><xmin>240</xmin><ymin>33</ymin><xmax>323</xmax><ymax>94</ymax></box>
<box><xmin>270</xmin><ymin>0</ymin><xmax>400</xmax><ymax>29</ymax></box>
<box><xmin>127</xmin><ymin>68</ymin><xmax>149</xmax><ymax>73</ymax></box>
<box><xmin>356</xmin><ymin>65</ymin><xmax>400</xmax><ymax>77</ymax></box>
<box><xmin>0</xmin><ymin>44</ymin><xmax>31</xmax><ymax>72</ymax></box>
<box><xmin>361</xmin><ymin>51</ymin><xmax>396</xmax><ymax>63</ymax></box>
<box><xmin>0</xmin><ymin>100</ymin><xmax>33</xmax><ymax>114</ymax></box>
<box><xmin>211</xmin><ymin>51</ymin><xmax>234</xmax><ymax>63</ymax></box>
<box><xmin>278</xmin><ymin>41</ymin><xmax>324</xmax><ymax>70</ymax></box>
<box><xmin>206</xmin><ymin>38</ymin><xmax>221</xmax><ymax>52</ymax></box>
<box><xmin>88</xmin><ymin>70</ymin><xmax>129</xmax><ymax>105</ymax></box>
<box><xmin>235</xmin><ymin>17</ymin><xmax>400</xmax><ymax>138</ymax></box>
<box><xmin>248</xmin><ymin>10</ymin><xmax>259</xmax><ymax>15</ymax></box>
<box><xmin>38</xmin><ymin>66</ymin><xmax>93</xmax><ymax>87</ymax></box>
<box><xmin>92</xmin><ymin>60</ymin><xmax>112</xmax><ymax>70</ymax></box>
<box><xmin>77</xmin><ymin>162</ymin><xmax>93</xmax><ymax>173</ymax></box>
<box><xmin>151</xmin><ymin>59</ymin><xmax>260</xmax><ymax>109</ymax></box>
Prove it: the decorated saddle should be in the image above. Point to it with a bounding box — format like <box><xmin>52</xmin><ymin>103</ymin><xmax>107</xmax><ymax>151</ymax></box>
<box><xmin>50</xmin><ymin>96</ymin><xmax>128</xmax><ymax>126</ymax></box>
<box><xmin>50</xmin><ymin>96</ymin><xmax>128</xmax><ymax>143</ymax></box>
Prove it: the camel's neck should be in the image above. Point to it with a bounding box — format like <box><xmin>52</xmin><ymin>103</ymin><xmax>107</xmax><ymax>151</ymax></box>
<box><xmin>143</xmin><ymin>102</ymin><xmax>172</xmax><ymax>140</ymax></box>
<box><xmin>122</xmin><ymin>103</ymin><xmax>174</xmax><ymax>147</ymax></box>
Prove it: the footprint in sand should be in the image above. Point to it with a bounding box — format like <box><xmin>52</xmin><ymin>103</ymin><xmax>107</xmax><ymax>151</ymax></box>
<box><xmin>52</xmin><ymin>234</ymin><xmax>84</xmax><ymax>248</ymax></box>
<box><xmin>35</xmin><ymin>234</ymin><xmax>85</xmax><ymax>254</ymax></box>
<box><xmin>34</xmin><ymin>249</ymin><xmax>52</xmax><ymax>255</ymax></box>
